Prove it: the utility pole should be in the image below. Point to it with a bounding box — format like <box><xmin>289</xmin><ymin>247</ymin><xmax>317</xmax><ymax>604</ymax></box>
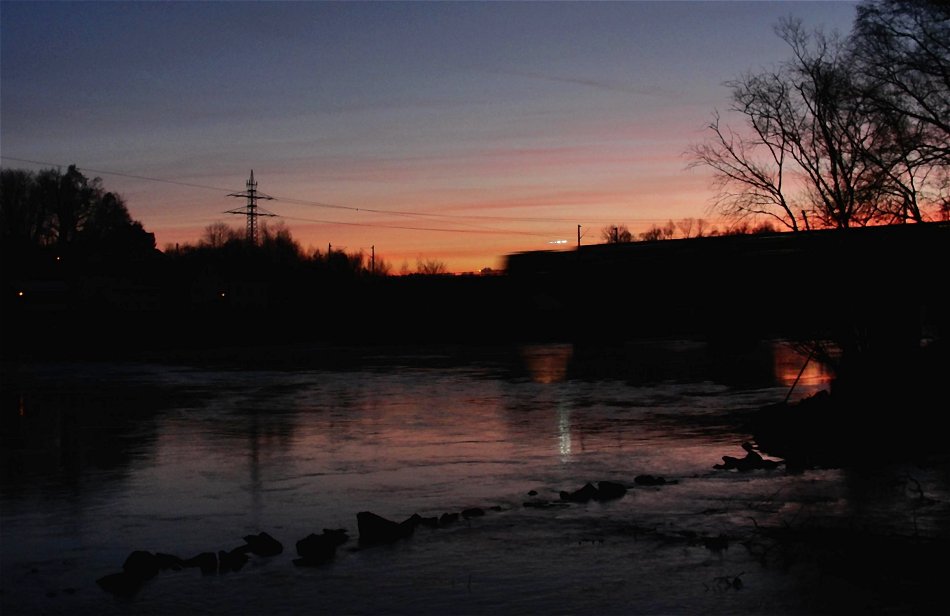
<box><xmin>577</xmin><ymin>225</ymin><xmax>582</xmax><ymax>248</ymax></box>
<box><xmin>371</xmin><ymin>245</ymin><xmax>375</xmax><ymax>273</ymax></box>
<box><xmin>226</xmin><ymin>170</ymin><xmax>276</xmax><ymax>245</ymax></box>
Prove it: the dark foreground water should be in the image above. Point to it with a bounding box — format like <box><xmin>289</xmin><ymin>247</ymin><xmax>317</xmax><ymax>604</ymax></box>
<box><xmin>2</xmin><ymin>340</ymin><xmax>947</xmax><ymax>615</ymax></box>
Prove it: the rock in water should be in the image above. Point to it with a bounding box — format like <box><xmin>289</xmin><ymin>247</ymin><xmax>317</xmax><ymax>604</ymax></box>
<box><xmin>218</xmin><ymin>548</ymin><xmax>248</xmax><ymax>573</ymax></box>
<box><xmin>357</xmin><ymin>511</ymin><xmax>414</xmax><ymax>545</ymax></box>
<box><xmin>183</xmin><ymin>552</ymin><xmax>217</xmax><ymax>575</ymax></box>
<box><xmin>560</xmin><ymin>482</ymin><xmax>599</xmax><ymax>503</ymax></box>
<box><xmin>294</xmin><ymin>529</ymin><xmax>348</xmax><ymax>566</ymax></box>
<box><xmin>596</xmin><ymin>481</ymin><xmax>627</xmax><ymax>501</ymax></box>
<box><xmin>243</xmin><ymin>531</ymin><xmax>283</xmax><ymax>556</ymax></box>
<box><xmin>122</xmin><ymin>550</ymin><xmax>159</xmax><ymax>581</ymax></box>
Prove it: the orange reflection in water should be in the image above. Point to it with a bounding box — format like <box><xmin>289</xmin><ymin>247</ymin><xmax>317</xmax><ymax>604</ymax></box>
<box><xmin>772</xmin><ymin>343</ymin><xmax>835</xmax><ymax>389</ymax></box>
<box><xmin>520</xmin><ymin>344</ymin><xmax>574</xmax><ymax>384</ymax></box>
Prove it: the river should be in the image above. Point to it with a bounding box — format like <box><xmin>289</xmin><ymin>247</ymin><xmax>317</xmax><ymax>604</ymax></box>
<box><xmin>1</xmin><ymin>340</ymin><xmax>946</xmax><ymax>614</ymax></box>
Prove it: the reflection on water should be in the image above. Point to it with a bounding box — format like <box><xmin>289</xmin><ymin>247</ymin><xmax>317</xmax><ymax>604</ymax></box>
<box><xmin>520</xmin><ymin>343</ymin><xmax>573</xmax><ymax>383</ymax></box>
<box><xmin>556</xmin><ymin>399</ymin><xmax>572</xmax><ymax>461</ymax></box>
<box><xmin>520</xmin><ymin>343</ymin><xmax>578</xmax><ymax>461</ymax></box>
<box><xmin>771</xmin><ymin>342</ymin><xmax>835</xmax><ymax>395</ymax></box>
<box><xmin>1</xmin><ymin>340</ymin><xmax>945</xmax><ymax>615</ymax></box>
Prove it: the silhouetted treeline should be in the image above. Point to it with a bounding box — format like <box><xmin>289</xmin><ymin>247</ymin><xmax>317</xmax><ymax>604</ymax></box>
<box><xmin>601</xmin><ymin>218</ymin><xmax>780</xmax><ymax>243</ymax></box>
<box><xmin>1</xmin><ymin>165</ymin><xmax>156</xmax><ymax>257</ymax></box>
<box><xmin>0</xmin><ymin>170</ymin><xmax>513</xmax><ymax>357</ymax></box>
<box><xmin>5</xmin><ymin>165</ymin><xmax>949</xmax><ymax>363</ymax></box>
<box><xmin>4</xmin><ymin>161</ymin><xmax>949</xmax><ymax>362</ymax></box>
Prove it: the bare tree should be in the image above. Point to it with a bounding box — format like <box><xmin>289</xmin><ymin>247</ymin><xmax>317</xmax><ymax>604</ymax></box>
<box><xmin>201</xmin><ymin>222</ymin><xmax>237</xmax><ymax>248</ymax></box>
<box><xmin>260</xmin><ymin>220</ymin><xmax>303</xmax><ymax>263</ymax></box>
<box><xmin>852</xmin><ymin>0</ymin><xmax>950</xmax><ymax>222</ymax></box>
<box><xmin>725</xmin><ymin>219</ymin><xmax>780</xmax><ymax>235</ymax></box>
<box><xmin>676</xmin><ymin>218</ymin><xmax>696</xmax><ymax>238</ymax></box>
<box><xmin>695</xmin><ymin>218</ymin><xmax>709</xmax><ymax>237</ymax></box>
<box><xmin>639</xmin><ymin>225</ymin><xmax>663</xmax><ymax>241</ymax></box>
<box><xmin>370</xmin><ymin>255</ymin><xmax>392</xmax><ymax>276</ymax></box>
<box><xmin>782</xmin><ymin>19</ymin><xmax>891</xmax><ymax>228</ymax></box>
<box><xmin>690</xmin><ymin>18</ymin><xmax>897</xmax><ymax>229</ymax></box>
<box><xmin>661</xmin><ymin>220</ymin><xmax>676</xmax><ymax>239</ymax></box>
<box><xmin>601</xmin><ymin>224</ymin><xmax>633</xmax><ymax>243</ymax></box>
<box><xmin>416</xmin><ymin>258</ymin><xmax>448</xmax><ymax>275</ymax></box>
<box><xmin>689</xmin><ymin>104</ymin><xmax>800</xmax><ymax>230</ymax></box>
<box><xmin>853</xmin><ymin>0</ymin><xmax>950</xmax><ymax>161</ymax></box>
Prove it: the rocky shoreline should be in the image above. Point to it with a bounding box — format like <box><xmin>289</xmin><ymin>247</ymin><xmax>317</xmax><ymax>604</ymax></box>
<box><xmin>95</xmin><ymin>475</ymin><xmax>685</xmax><ymax>598</ymax></box>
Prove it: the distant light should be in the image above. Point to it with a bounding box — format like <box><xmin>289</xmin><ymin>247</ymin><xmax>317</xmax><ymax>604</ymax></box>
<box><xmin>220</xmin><ymin>292</ymin><xmax>226</xmax><ymax>298</ymax></box>
<box><xmin>17</xmin><ymin>291</ymin><xmax>24</xmax><ymax>297</ymax></box>
<box><xmin>548</xmin><ymin>239</ymin><xmax>568</xmax><ymax>245</ymax></box>
<box><xmin>55</xmin><ymin>256</ymin><xmax>61</xmax><ymax>261</ymax></box>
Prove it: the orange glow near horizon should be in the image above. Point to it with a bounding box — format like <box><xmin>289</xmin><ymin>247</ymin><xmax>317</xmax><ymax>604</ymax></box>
<box><xmin>146</xmin><ymin>168</ymin><xmax>728</xmax><ymax>274</ymax></box>
<box><xmin>105</xmin><ymin>105</ymin><xmax>733</xmax><ymax>275</ymax></box>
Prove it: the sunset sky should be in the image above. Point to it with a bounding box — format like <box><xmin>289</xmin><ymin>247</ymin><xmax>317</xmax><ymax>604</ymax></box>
<box><xmin>1</xmin><ymin>1</ymin><xmax>859</xmax><ymax>273</ymax></box>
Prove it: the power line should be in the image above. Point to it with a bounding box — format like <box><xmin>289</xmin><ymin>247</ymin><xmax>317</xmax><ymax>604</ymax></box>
<box><xmin>0</xmin><ymin>156</ymin><xmax>236</xmax><ymax>193</ymax></box>
<box><xmin>0</xmin><ymin>155</ymin><xmax>703</xmax><ymax>229</ymax></box>
<box><xmin>280</xmin><ymin>215</ymin><xmax>553</xmax><ymax>237</ymax></box>
<box><xmin>275</xmin><ymin>195</ymin><xmax>673</xmax><ymax>225</ymax></box>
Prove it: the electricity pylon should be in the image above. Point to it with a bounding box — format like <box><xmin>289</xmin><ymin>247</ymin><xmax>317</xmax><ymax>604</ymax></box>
<box><xmin>225</xmin><ymin>170</ymin><xmax>277</xmax><ymax>245</ymax></box>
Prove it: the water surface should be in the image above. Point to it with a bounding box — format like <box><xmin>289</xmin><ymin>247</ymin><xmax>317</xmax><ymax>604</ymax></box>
<box><xmin>2</xmin><ymin>341</ymin><xmax>945</xmax><ymax>614</ymax></box>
